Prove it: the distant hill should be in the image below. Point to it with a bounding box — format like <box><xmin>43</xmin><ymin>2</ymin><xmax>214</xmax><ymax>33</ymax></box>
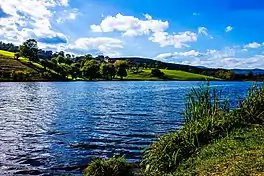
<box><xmin>111</xmin><ymin>57</ymin><xmax>264</xmax><ymax>76</ymax></box>
<box><xmin>110</xmin><ymin>57</ymin><xmax>210</xmax><ymax>74</ymax></box>
<box><xmin>196</xmin><ymin>66</ymin><xmax>264</xmax><ymax>75</ymax></box>
<box><xmin>231</xmin><ymin>69</ymin><xmax>264</xmax><ymax>75</ymax></box>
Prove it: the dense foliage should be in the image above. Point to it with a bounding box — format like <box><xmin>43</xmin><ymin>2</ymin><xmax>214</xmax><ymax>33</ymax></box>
<box><xmin>84</xmin><ymin>157</ymin><xmax>134</xmax><ymax>176</ymax></box>
<box><xmin>20</xmin><ymin>39</ymin><xmax>39</xmax><ymax>62</ymax></box>
<box><xmin>151</xmin><ymin>68</ymin><xmax>165</xmax><ymax>78</ymax></box>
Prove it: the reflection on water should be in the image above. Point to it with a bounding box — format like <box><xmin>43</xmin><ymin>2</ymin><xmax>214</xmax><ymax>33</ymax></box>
<box><xmin>0</xmin><ymin>81</ymin><xmax>251</xmax><ymax>175</ymax></box>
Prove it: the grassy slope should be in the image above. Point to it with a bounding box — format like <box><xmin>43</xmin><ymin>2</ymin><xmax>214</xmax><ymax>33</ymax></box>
<box><xmin>127</xmin><ymin>69</ymin><xmax>218</xmax><ymax>81</ymax></box>
<box><xmin>174</xmin><ymin>126</ymin><xmax>264</xmax><ymax>176</ymax></box>
<box><xmin>0</xmin><ymin>50</ymin><xmax>44</xmax><ymax>69</ymax></box>
<box><xmin>0</xmin><ymin>50</ymin><xmax>59</xmax><ymax>80</ymax></box>
<box><xmin>0</xmin><ymin>54</ymin><xmax>42</xmax><ymax>81</ymax></box>
<box><xmin>0</xmin><ymin>50</ymin><xmax>15</xmax><ymax>57</ymax></box>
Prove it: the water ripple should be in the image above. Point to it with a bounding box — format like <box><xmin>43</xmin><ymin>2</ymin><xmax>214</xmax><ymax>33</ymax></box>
<box><xmin>0</xmin><ymin>81</ymin><xmax>252</xmax><ymax>175</ymax></box>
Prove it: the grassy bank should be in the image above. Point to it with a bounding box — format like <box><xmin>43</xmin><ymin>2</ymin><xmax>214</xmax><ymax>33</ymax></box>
<box><xmin>84</xmin><ymin>83</ymin><xmax>264</xmax><ymax>176</ymax></box>
<box><xmin>142</xmin><ymin>83</ymin><xmax>264</xmax><ymax>176</ymax></box>
<box><xmin>174</xmin><ymin>126</ymin><xmax>264</xmax><ymax>175</ymax></box>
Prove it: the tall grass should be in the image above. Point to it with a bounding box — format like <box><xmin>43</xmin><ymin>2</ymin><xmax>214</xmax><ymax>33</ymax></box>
<box><xmin>236</xmin><ymin>84</ymin><xmax>264</xmax><ymax>124</ymax></box>
<box><xmin>84</xmin><ymin>157</ymin><xmax>134</xmax><ymax>176</ymax></box>
<box><xmin>142</xmin><ymin>83</ymin><xmax>264</xmax><ymax>175</ymax></box>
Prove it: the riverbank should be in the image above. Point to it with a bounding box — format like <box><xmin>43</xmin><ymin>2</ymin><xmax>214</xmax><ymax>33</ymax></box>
<box><xmin>84</xmin><ymin>83</ymin><xmax>264</xmax><ymax>176</ymax></box>
<box><xmin>174</xmin><ymin>126</ymin><xmax>264</xmax><ymax>175</ymax></box>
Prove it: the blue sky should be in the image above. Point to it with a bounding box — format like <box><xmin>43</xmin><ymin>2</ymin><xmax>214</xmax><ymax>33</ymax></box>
<box><xmin>1</xmin><ymin>0</ymin><xmax>264</xmax><ymax>69</ymax></box>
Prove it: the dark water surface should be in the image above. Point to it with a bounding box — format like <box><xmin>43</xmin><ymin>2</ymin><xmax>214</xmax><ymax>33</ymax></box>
<box><xmin>0</xmin><ymin>81</ymin><xmax>252</xmax><ymax>175</ymax></box>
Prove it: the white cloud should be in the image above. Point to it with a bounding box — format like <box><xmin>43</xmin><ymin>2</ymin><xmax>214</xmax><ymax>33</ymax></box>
<box><xmin>57</xmin><ymin>0</ymin><xmax>69</xmax><ymax>6</ymax></box>
<box><xmin>198</xmin><ymin>27</ymin><xmax>208</xmax><ymax>36</ymax></box>
<box><xmin>144</xmin><ymin>14</ymin><xmax>152</xmax><ymax>20</ymax></box>
<box><xmin>56</xmin><ymin>8</ymin><xmax>80</xmax><ymax>23</ymax></box>
<box><xmin>153</xmin><ymin>47</ymin><xmax>264</xmax><ymax>69</ymax></box>
<box><xmin>197</xmin><ymin>26</ymin><xmax>213</xmax><ymax>39</ymax></box>
<box><xmin>68</xmin><ymin>37</ymin><xmax>123</xmax><ymax>57</ymax></box>
<box><xmin>0</xmin><ymin>0</ymin><xmax>69</xmax><ymax>45</ymax></box>
<box><xmin>155</xmin><ymin>50</ymin><xmax>201</xmax><ymax>60</ymax></box>
<box><xmin>244</xmin><ymin>42</ymin><xmax>262</xmax><ymax>49</ymax></box>
<box><xmin>90</xmin><ymin>13</ymin><xmax>169</xmax><ymax>37</ymax></box>
<box><xmin>91</xmin><ymin>13</ymin><xmax>199</xmax><ymax>48</ymax></box>
<box><xmin>149</xmin><ymin>31</ymin><xmax>197</xmax><ymax>48</ymax></box>
<box><xmin>225</xmin><ymin>26</ymin><xmax>233</xmax><ymax>32</ymax></box>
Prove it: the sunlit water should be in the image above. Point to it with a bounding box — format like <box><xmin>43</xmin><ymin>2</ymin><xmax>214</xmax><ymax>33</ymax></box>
<box><xmin>0</xmin><ymin>81</ymin><xmax>253</xmax><ymax>175</ymax></box>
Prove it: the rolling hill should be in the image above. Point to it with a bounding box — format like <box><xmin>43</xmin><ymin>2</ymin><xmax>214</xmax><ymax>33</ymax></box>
<box><xmin>0</xmin><ymin>50</ymin><xmax>218</xmax><ymax>81</ymax></box>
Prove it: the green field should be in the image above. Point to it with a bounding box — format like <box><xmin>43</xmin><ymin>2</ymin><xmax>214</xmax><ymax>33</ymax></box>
<box><xmin>126</xmin><ymin>69</ymin><xmax>218</xmax><ymax>81</ymax></box>
<box><xmin>0</xmin><ymin>50</ymin><xmax>15</xmax><ymax>57</ymax></box>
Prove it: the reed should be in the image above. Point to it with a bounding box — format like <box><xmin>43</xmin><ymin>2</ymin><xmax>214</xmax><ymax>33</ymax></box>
<box><xmin>142</xmin><ymin>83</ymin><xmax>264</xmax><ymax>175</ymax></box>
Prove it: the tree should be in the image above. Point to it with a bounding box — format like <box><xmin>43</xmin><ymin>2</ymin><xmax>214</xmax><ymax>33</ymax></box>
<box><xmin>59</xmin><ymin>63</ymin><xmax>71</xmax><ymax>79</ymax></box>
<box><xmin>82</xmin><ymin>60</ymin><xmax>100</xmax><ymax>80</ymax></box>
<box><xmin>100</xmin><ymin>63</ymin><xmax>116</xmax><ymax>80</ymax></box>
<box><xmin>151</xmin><ymin>68</ymin><xmax>165</xmax><ymax>78</ymax></box>
<box><xmin>66</xmin><ymin>54</ymin><xmax>71</xmax><ymax>59</ymax></box>
<box><xmin>248</xmin><ymin>71</ymin><xmax>254</xmax><ymax>78</ymax></box>
<box><xmin>215</xmin><ymin>70</ymin><xmax>235</xmax><ymax>80</ymax></box>
<box><xmin>70</xmin><ymin>63</ymin><xmax>81</xmax><ymax>79</ymax></box>
<box><xmin>58</xmin><ymin>51</ymin><xmax>65</xmax><ymax>57</ymax></box>
<box><xmin>19</xmin><ymin>39</ymin><xmax>39</xmax><ymax>62</ymax></box>
<box><xmin>109</xmin><ymin>65</ymin><xmax>116</xmax><ymax>79</ymax></box>
<box><xmin>114</xmin><ymin>60</ymin><xmax>128</xmax><ymax>80</ymax></box>
<box><xmin>116</xmin><ymin>67</ymin><xmax>127</xmax><ymax>80</ymax></box>
<box><xmin>58</xmin><ymin>56</ymin><xmax>66</xmax><ymax>64</ymax></box>
<box><xmin>40</xmin><ymin>59</ymin><xmax>48</xmax><ymax>71</ymax></box>
<box><xmin>114</xmin><ymin>60</ymin><xmax>129</xmax><ymax>68</ymax></box>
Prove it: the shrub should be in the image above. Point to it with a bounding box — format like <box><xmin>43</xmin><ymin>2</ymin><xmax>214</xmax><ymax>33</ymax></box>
<box><xmin>151</xmin><ymin>68</ymin><xmax>165</xmax><ymax>78</ymax></box>
<box><xmin>84</xmin><ymin>157</ymin><xmax>134</xmax><ymax>176</ymax></box>
<box><xmin>142</xmin><ymin>83</ymin><xmax>264</xmax><ymax>175</ymax></box>
<box><xmin>11</xmin><ymin>70</ymin><xmax>30</xmax><ymax>81</ymax></box>
<box><xmin>42</xmin><ymin>72</ymin><xmax>52</xmax><ymax>79</ymax></box>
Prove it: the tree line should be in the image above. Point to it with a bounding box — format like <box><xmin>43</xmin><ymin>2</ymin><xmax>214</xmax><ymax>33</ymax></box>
<box><xmin>3</xmin><ymin>39</ymin><xmax>133</xmax><ymax>80</ymax></box>
<box><xmin>1</xmin><ymin>39</ymin><xmax>263</xmax><ymax>81</ymax></box>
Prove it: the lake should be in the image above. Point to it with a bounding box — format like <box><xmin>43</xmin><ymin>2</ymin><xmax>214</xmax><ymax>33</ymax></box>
<box><xmin>0</xmin><ymin>81</ymin><xmax>253</xmax><ymax>175</ymax></box>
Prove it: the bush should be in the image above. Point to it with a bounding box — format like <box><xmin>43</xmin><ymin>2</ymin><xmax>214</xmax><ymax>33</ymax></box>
<box><xmin>151</xmin><ymin>68</ymin><xmax>165</xmax><ymax>78</ymax></box>
<box><xmin>142</xmin><ymin>83</ymin><xmax>264</xmax><ymax>175</ymax></box>
<box><xmin>84</xmin><ymin>157</ymin><xmax>134</xmax><ymax>176</ymax></box>
<box><xmin>11</xmin><ymin>70</ymin><xmax>30</xmax><ymax>81</ymax></box>
<box><xmin>42</xmin><ymin>72</ymin><xmax>52</xmax><ymax>79</ymax></box>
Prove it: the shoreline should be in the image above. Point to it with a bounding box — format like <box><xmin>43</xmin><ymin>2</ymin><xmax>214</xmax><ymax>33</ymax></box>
<box><xmin>0</xmin><ymin>79</ymin><xmax>258</xmax><ymax>83</ymax></box>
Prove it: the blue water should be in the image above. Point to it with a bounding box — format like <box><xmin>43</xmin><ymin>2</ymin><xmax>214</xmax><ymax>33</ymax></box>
<box><xmin>0</xmin><ymin>81</ymin><xmax>253</xmax><ymax>175</ymax></box>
